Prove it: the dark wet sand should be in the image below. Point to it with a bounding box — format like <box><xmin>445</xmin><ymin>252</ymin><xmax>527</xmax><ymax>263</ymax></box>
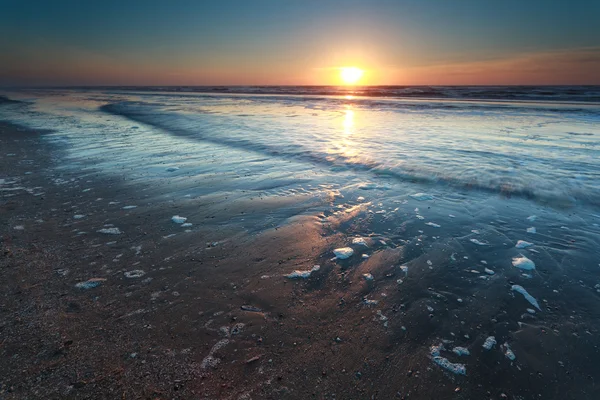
<box><xmin>2</xmin><ymin>122</ymin><xmax>600</xmax><ymax>399</ymax></box>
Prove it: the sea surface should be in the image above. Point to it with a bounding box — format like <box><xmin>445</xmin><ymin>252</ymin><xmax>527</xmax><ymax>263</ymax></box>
<box><xmin>2</xmin><ymin>86</ymin><xmax>600</xmax><ymax>396</ymax></box>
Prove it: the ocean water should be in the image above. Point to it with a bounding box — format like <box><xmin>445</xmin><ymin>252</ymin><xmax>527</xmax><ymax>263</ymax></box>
<box><xmin>2</xmin><ymin>87</ymin><xmax>600</xmax><ymax>206</ymax></box>
<box><xmin>2</xmin><ymin>87</ymin><xmax>600</xmax><ymax>394</ymax></box>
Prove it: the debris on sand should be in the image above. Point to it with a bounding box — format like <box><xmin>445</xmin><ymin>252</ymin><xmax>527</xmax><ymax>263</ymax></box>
<box><xmin>171</xmin><ymin>215</ymin><xmax>187</xmax><ymax>224</ymax></box>
<box><xmin>124</xmin><ymin>270</ymin><xmax>146</xmax><ymax>278</ymax></box>
<box><xmin>430</xmin><ymin>343</ymin><xmax>467</xmax><ymax>375</ymax></box>
<box><xmin>241</xmin><ymin>305</ymin><xmax>263</xmax><ymax>312</ymax></box>
<box><xmin>362</xmin><ymin>254</ymin><xmax>370</xmax><ymax>259</ymax></box>
<box><xmin>512</xmin><ymin>255</ymin><xmax>535</xmax><ymax>270</ymax></box>
<box><xmin>511</xmin><ymin>285</ymin><xmax>541</xmax><ymax>310</ymax></box>
<box><xmin>334</xmin><ymin>247</ymin><xmax>354</xmax><ymax>259</ymax></box>
<box><xmin>97</xmin><ymin>227</ymin><xmax>121</xmax><ymax>235</ymax></box>
<box><xmin>245</xmin><ymin>355</ymin><xmax>262</xmax><ymax>364</ymax></box>
<box><xmin>285</xmin><ymin>265</ymin><xmax>320</xmax><ymax>279</ymax></box>
<box><xmin>363</xmin><ymin>273</ymin><xmax>374</xmax><ymax>281</ymax></box>
<box><xmin>515</xmin><ymin>240</ymin><xmax>533</xmax><ymax>249</ymax></box>
<box><xmin>75</xmin><ymin>278</ymin><xmax>106</xmax><ymax>289</ymax></box>
<box><xmin>482</xmin><ymin>336</ymin><xmax>497</xmax><ymax>350</ymax></box>
<box><xmin>410</xmin><ymin>193</ymin><xmax>434</xmax><ymax>201</ymax></box>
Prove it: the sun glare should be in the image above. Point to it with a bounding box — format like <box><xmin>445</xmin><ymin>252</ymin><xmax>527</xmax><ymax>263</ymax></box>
<box><xmin>340</xmin><ymin>67</ymin><xmax>364</xmax><ymax>85</ymax></box>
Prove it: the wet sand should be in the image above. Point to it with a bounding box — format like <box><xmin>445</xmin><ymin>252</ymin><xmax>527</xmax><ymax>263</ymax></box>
<box><xmin>2</xmin><ymin>121</ymin><xmax>600</xmax><ymax>399</ymax></box>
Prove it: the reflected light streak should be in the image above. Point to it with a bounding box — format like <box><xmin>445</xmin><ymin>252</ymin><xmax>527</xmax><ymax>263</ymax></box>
<box><xmin>344</xmin><ymin>108</ymin><xmax>354</xmax><ymax>136</ymax></box>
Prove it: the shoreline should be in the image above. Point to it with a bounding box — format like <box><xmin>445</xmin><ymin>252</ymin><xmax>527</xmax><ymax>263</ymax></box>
<box><xmin>2</xmin><ymin>121</ymin><xmax>600</xmax><ymax>399</ymax></box>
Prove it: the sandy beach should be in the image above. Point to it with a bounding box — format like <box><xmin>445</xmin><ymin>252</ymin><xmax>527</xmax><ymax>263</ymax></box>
<box><xmin>1</xmin><ymin>85</ymin><xmax>600</xmax><ymax>400</ymax></box>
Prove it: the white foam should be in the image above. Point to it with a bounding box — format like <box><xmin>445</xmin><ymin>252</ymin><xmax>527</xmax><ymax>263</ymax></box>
<box><xmin>73</xmin><ymin>214</ymin><xmax>85</xmax><ymax>219</ymax></box>
<box><xmin>75</xmin><ymin>278</ymin><xmax>106</xmax><ymax>289</ymax></box>
<box><xmin>410</xmin><ymin>193</ymin><xmax>434</xmax><ymax>201</ymax></box>
<box><xmin>122</xmin><ymin>205</ymin><xmax>137</xmax><ymax>210</ymax></box>
<box><xmin>484</xmin><ymin>268</ymin><xmax>495</xmax><ymax>275</ymax></box>
<box><xmin>526</xmin><ymin>215</ymin><xmax>537</xmax><ymax>222</ymax></box>
<box><xmin>97</xmin><ymin>227</ymin><xmax>121</xmax><ymax>235</ymax></box>
<box><xmin>166</xmin><ymin>167</ymin><xmax>180</xmax><ymax>172</ymax></box>
<box><xmin>363</xmin><ymin>273</ymin><xmax>374</xmax><ymax>281</ymax></box>
<box><xmin>482</xmin><ymin>336</ymin><xmax>497</xmax><ymax>350</ymax></box>
<box><xmin>515</xmin><ymin>240</ymin><xmax>533</xmax><ymax>249</ymax></box>
<box><xmin>334</xmin><ymin>247</ymin><xmax>354</xmax><ymax>259</ymax></box>
<box><xmin>181</xmin><ymin>222</ymin><xmax>193</xmax><ymax>227</ymax></box>
<box><xmin>124</xmin><ymin>270</ymin><xmax>146</xmax><ymax>278</ymax></box>
<box><xmin>425</xmin><ymin>222</ymin><xmax>441</xmax><ymax>228</ymax></box>
<box><xmin>200</xmin><ymin>339</ymin><xmax>230</xmax><ymax>369</ymax></box>
<box><xmin>171</xmin><ymin>215</ymin><xmax>187</xmax><ymax>224</ymax></box>
<box><xmin>452</xmin><ymin>347</ymin><xmax>470</xmax><ymax>356</ymax></box>
<box><xmin>526</xmin><ymin>227</ymin><xmax>536</xmax><ymax>234</ymax></box>
<box><xmin>430</xmin><ymin>343</ymin><xmax>466</xmax><ymax>375</ymax></box>
<box><xmin>470</xmin><ymin>238</ymin><xmax>488</xmax><ymax>245</ymax></box>
<box><xmin>285</xmin><ymin>265</ymin><xmax>320</xmax><ymax>279</ymax></box>
<box><xmin>511</xmin><ymin>285</ymin><xmax>541</xmax><ymax>310</ymax></box>
<box><xmin>512</xmin><ymin>256</ymin><xmax>535</xmax><ymax>270</ymax></box>
<box><xmin>361</xmin><ymin>254</ymin><xmax>370</xmax><ymax>259</ymax></box>
<box><xmin>503</xmin><ymin>343</ymin><xmax>516</xmax><ymax>360</ymax></box>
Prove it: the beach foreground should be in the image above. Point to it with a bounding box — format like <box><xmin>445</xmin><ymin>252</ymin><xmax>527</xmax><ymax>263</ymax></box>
<box><xmin>2</xmin><ymin>88</ymin><xmax>600</xmax><ymax>399</ymax></box>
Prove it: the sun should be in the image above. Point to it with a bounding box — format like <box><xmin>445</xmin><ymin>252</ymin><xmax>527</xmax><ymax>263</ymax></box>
<box><xmin>340</xmin><ymin>67</ymin><xmax>364</xmax><ymax>85</ymax></box>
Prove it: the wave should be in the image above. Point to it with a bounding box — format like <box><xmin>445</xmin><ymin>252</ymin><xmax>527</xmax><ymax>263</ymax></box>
<box><xmin>0</xmin><ymin>95</ymin><xmax>23</xmax><ymax>105</ymax></box>
<box><xmin>95</xmin><ymin>85</ymin><xmax>600</xmax><ymax>103</ymax></box>
<box><xmin>100</xmin><ymin>101</ymin><xmax>600</xmax><ymax>209</ymax></box>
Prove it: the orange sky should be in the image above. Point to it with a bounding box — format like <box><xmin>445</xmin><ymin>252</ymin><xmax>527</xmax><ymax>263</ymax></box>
<box><xmin>1</xmin><ymin>1</ymin><xmax>599</xmax><ymax>86</ymax></box>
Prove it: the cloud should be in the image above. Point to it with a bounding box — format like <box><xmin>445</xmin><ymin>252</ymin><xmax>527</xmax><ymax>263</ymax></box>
<box><xmin>399</xmin><ymin>48</ymin><xmax>600</xmax><ymax>85</ymax></box>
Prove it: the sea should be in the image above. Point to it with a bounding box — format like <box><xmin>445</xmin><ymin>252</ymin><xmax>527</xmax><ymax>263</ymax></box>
<box><xmin>1</xmin><ymin>85</ymin><xmax>600</xmax><ymax>397</ymax></box>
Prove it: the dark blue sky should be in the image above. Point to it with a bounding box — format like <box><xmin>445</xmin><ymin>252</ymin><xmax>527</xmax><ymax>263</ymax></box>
<box><xmin>1</xmin><ymin>0</ymin><xmax>599</xmax><ymax>85</ymax></box>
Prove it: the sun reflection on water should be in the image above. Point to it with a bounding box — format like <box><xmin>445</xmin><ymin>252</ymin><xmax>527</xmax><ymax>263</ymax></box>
<box><xmin>344</xmin><ymin>107</ymin><xmax>354</xmax><ymax>136</ymax></box>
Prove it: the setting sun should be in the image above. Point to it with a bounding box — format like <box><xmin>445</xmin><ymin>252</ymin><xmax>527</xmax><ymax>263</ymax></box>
<box><xmin>340</xmin><ymin>67</ymin><xmax>364</xmax><ymax>85</ymax></box>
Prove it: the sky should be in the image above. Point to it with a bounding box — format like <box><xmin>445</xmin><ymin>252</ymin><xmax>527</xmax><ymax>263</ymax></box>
<box><xmin>1</xmin><ymin>0</ymin><xmax>599</xmax><ymax>86</ymax></box>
